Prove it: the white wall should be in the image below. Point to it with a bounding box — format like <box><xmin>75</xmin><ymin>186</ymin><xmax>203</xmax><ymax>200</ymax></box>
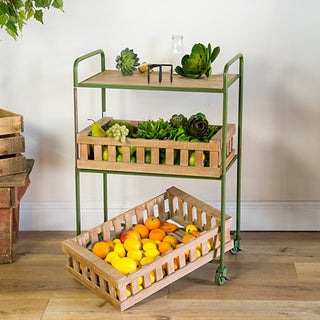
<box><xmin>1</xmin><ymin>0</ymin><xmax>319</xmax><ymax>231</ymax></box>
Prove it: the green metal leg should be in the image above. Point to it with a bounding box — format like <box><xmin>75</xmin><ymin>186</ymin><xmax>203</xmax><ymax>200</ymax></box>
<box><xmin>103</xmin><ymin>173</ymin><xmax>108</xmax><ymax>221</ymax></box>
<box><xmin>75</xmin><ymin>169</ymin><xmax>81</xmax><ymax>235</ymax></box>
<box><xmin>231</xmin><ymin>55</ymin><xmax>244</xmax><ymax>254</ymax></box>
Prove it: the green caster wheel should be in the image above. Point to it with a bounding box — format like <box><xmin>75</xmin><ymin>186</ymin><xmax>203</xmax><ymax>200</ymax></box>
<box><xmin>215</xmin><ymin>266</ymin><xmax>229</xmax><ymax>285</ymax></box>
<box><xmin>230</xmin><ymin>233</ymin><xmax>242</xmax><ymax>255</ymax></box>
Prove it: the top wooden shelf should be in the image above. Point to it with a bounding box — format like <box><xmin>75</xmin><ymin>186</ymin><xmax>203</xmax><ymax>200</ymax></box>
<box><xmin>78</xmin><ymin>70</ymin><xmax>239</xmax><ymax>93</ymax></box>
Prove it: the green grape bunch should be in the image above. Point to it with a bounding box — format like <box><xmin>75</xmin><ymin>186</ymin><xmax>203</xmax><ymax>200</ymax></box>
<box><xmin>106</xmin><ymin>123</ymin><xmax>129</xmax><ymax>143</ymax></box>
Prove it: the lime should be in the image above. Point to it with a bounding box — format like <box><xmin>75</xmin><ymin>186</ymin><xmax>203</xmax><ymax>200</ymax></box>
<box><xmin>116</xmin><ymin>154</ymin><xmax>123</xmax><ymax>162</ymax></box>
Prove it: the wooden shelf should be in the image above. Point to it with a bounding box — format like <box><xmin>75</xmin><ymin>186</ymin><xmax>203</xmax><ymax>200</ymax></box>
<box><xmin>79</xmin><ymin>70</ymin><xmax>239</xmax><ymax>93</ymax></box>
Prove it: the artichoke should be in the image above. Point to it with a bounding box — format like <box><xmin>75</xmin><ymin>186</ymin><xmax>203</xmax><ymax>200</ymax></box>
<box><xmin>187</xmin><ymin>113</ymin><xmax>209</xmax><ymax>140</ymax></box>
<box><xmin>175</xmin><ymin>43</ymin><xmax>220</xmax><ymax>79</ymax></box>
<box><xmin>115</xmin><ymin>48</ymin><xmax>140</xmax><ymax>76</ymax></box>
<box><xmin>169</xmin><ymin>114</ymin><xmax>187</xmax><ymax>128</ymax></box>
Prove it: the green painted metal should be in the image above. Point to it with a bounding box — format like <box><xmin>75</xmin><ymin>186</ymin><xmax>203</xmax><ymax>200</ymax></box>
<box><xmin>73</xmin><ymin>49</ymin><xmax>105</xmax><ymax>87</ymax></box>
<box><xmin>75</xmin><ymin>169</ymin><xmax>81</xmax><ymax>235</ymax></box>
<box><xmin>72</xmin><ymin>49</ymin><xmax>244</xmax><ymax>275</ymax></box>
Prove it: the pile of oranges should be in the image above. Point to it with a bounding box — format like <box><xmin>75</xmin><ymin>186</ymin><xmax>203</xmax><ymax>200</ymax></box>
<box><xmin>90</xmin><ymin>216</ymin><xmax>212</xmax><ymax>296</ymax></box>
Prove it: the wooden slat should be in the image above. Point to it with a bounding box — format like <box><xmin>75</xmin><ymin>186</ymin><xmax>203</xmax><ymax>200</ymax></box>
<box><xmin>0</xmin><ymin>109</ymin><xmax>23</xmax><ymax>135</ymax></box>
<box><xmin>0</xmin><ymin>135</ymin><xmax>25</xmax><ymax>156</ymax></box>
<box><xmin>81</xmin><ymin>70</ymin><xmax>238</xmax><ymax>91</ymax></box>
<box><xmin>180</xmin><ymin>149</ymin><xmax>188</xmax><ymax>166</ymax></box>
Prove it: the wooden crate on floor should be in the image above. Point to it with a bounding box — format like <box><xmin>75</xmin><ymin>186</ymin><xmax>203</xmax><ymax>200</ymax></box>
<box><xmin>76</xmin><ymin>117</ymin><xmax>236</xmax><ymax>178</ymax></box>
<box><xmin>0</xmin><ymin>159</ymin><xmax>33</xmax><ymax>263</ymax></box>
<box><xmin>0</xmin><ymin>109</ymin><xmax>26</xmax><ymax>177</ymax></box>
<box><xmin>62</xmin><ymin>186</ymin><xmax>233</xmax><ymax>311</ymax></box>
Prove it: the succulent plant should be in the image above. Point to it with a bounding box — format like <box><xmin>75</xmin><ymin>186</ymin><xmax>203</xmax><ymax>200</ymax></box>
<box><xmin>115</xmin><ymin>48</ymin><xmax>140</xmax><ymax>76</ymax></box>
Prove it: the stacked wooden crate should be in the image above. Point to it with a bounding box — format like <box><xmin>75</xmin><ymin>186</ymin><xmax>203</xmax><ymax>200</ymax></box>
<box><xmin>0</xmin><ymin>108</ymin><xmax>32</xmax><ymax>263</ymax></box>
<box><xmin>0</xmin><ymin>108</ymin><xmax>26</xmax><ymax>176</ymax></box>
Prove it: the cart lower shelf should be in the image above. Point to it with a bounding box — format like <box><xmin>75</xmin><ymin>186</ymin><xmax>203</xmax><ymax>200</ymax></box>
<box><xmin>62</xmin><ymin>186</ymin><xmax>233</xmax><ymax>311</ymax></box>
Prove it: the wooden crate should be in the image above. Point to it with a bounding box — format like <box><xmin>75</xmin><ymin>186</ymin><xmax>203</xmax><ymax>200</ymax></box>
<box><xmin>0</xmin><ymin>159</ymin><xmax>33</xmax><ymax>264</ymax></box>
<box><xmin>77</xmin><ymin>117</ymin><xmax>236</xmax><ymax>178</ymax></box>
<box><xmin>0</xmin><ymin>109</ymin><xmax>26</xmax><ymax>177</ymax></box>
<box><xmin>62</xmin><ymin>186</ymin><xmax>233</xmax><ymax>311</ymax></box>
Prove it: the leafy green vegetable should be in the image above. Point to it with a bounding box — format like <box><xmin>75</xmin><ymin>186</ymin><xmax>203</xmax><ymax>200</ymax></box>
<box><xmin>134</xmin><ymin>118</ymin><xmax>172</xmax><ymax>140</ymax></box>
<box><xmin>169</xmin><ymin>114</ymin><xmax>187</xmax><ymax>128</ymax></box>
<box><xmin>175</xmin><ymin>43</ymin><xmax>220</xmax><ymax>79</ymax></box>
<box><xmin>187</xmin><ymin>113</ymin><xmax>210</xmax><ymax>140</ymax></box>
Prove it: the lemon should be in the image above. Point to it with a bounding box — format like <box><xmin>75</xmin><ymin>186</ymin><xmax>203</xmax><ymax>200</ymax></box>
<box><xmin>140</xmin><ymin>256</ymin><xmax>154</xmax><ymax>265</ymax></box>
<box><xmin>207</xmin><ymin>240</ymin><xmax>212</xmax><ymax>251</ymax></box>
<box><xmin>111</xmin><ymin>255</ymin><xmax>121</xmax><ymax>267</ymax></box>
<box><xmin>138</xmin><ymin>276</ymin><xmax>143</xmax><ymax>285</ymax></box>
<box><xmin>141</xmin><ymin>238</ymin><xmax>156</xmax><ymax>246</ymax></box>
<box><xmin>113</xmin><ymin>238</ymin><xmax>121</xmax><ymax>244</ymax></box>
<box><xmin>126</xmin><ymin>285</ymin><xmax>132</xmax><ymax>297</ymax></box>
<box><xmin>113</xmin><ymin>257</ymin><xmax>139</xmax><ymax>275</ymax></box>
<box><xmin>186</xmin><ymin>224</ymin><xmax>198</xmax><ymax>234</ymax></box>
<box><xmin>124</xmin><ymin>238</ymin><xmax>141</xmax><ymax>251</ymax></box>
<box><xmin>127</xmin><ymin>249</ymin><xmax>143</xmax><ymax>262</ymax></box>
<box><xmin>105</xmin><ymin>251</ymin><xmax>119</xmax><ymax>264</ymax></box>
<box><xmin>150</xmin><ymin>270</ymin><xmax>156</xmax><ymax>283</ymax></box>
<box><xmin>143</xmin><ymin>242</ymin><xmax>157</xmax><ymax>251</ymax></box>
<box><xmin>144</xmin><ymin>248</ymin><xmax>160</xmax><ymax>259</ymax></box>
<box><xmin>196</xmin><ymin>248</ymin><xmax>202</xmax><ymax>258</ymax></box>
<box><xmin>138</xmin><ymin>284</ymin><xmax>144</xmax><ymax>291</ymax></box>
<box><xmin>114</xmin><ymin>243</ymin><xmax>126</xmax><ymax>258</ymax></box>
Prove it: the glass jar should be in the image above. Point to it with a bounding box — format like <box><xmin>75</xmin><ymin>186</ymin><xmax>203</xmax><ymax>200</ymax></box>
<box><xmin>171</xmin><ymin>35</ymin><xmax>184</xmax><ymax>72</ymax></box>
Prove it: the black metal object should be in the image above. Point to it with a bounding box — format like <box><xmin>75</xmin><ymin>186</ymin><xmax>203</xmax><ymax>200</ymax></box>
<box><xmin>147</xmin><ymin>64</ymin><xmax>173</xmax><ymax>84</ymax></box>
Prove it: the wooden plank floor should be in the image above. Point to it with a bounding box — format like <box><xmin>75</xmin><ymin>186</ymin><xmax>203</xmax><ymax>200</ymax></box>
<box><xmin>0</xmin><ymin>231</ymin><xmax>319</xmax><ymax>319</ymax></box>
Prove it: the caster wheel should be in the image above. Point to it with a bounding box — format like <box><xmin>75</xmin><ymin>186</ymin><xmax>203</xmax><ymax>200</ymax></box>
<box><xmin>215</xmin><ymin>266</ymin><xmax>229</xmax><ymax>286</ymax></box>
<box><xmin>230</xmin><ymin>237</ymin><xmax>242</xmax><ymax>255</ymax></box>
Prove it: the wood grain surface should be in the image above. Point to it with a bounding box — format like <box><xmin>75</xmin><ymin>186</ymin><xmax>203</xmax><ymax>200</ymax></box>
<box><xmin>0</xmin><ymin>231</ymin><xmax>319</xmax><ymax>319</ymax></box>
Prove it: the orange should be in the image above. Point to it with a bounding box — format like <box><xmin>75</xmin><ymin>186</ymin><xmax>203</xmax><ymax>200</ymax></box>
<box><xmin>92</xmin><ymin>241</ymin><xmax>111</xmax><ymax>259</ymax></box>
<box><xmin>158</xmin><ymin>241</ymin><xmax>174</xmax><ymax>254</ymax></box>
<box><xmin>145</xmin><ymin>216</ymin><xmax>161</xmax><ymax>231</ymax></box>
<box><xmin>134</xmin><ymin>224</ymin><xmax>149</xmax><ymax>238</ymax></box>
<box><xmin>191</xmin><ymin>230</ymin><xmax>201</xmax><ymax>237</ymax></box>
<box><xmin>149</xmin><ymin>228</ymin><xmax>166</xmax><ymax>241</ymax></box>
<box><xmin>173</xmin><ymin>257</ymin><xmax>179</xmax><ymax>270</ymax></box>
<box><xmin>163</xmin><ymin>235</ymin><xmax>179</xmax><ymax>247</ymax></box>
<box><xmin>182</xmin><ymin>234</ymin><xmax>195</xmax><ymax>244</ymax></box>
<box><xmin>159</xmin><ymin>222</ymin><xmax>179</xmax><ymax>233</ymax></box>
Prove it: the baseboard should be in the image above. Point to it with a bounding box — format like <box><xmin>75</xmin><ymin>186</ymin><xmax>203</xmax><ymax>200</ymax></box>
<box><xmin>19</xmin><ymin>200</ymin><xmax>320</xmax><ymax>231</ymax></box>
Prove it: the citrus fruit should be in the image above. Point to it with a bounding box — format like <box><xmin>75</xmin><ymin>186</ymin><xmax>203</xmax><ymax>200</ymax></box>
<box><xmin>149</xmin><ymin>228</ymin><xmax>166</xmax><ymax>241</ymax></box>
<box><xmin>92</xmin><ymin>241</ymin><xmax>111</xmax><ymax>259</ymax></box>
<box><xmin>163</xmin><ymin>235</ymin><xmax>179</xmax><ymax>247</ymax></box>
<box><xmin>114</xmin><ymin>243</ymin><xmax>126</xmax><ymax>257</ymax></box>
<box><xmin>113</xmin><ymin>257</ymin><xmax>139</xmax><ymax>275</ymax></box>
<box><xmin>111</xmin><ymin>255</ymin><xmax>121</xmax><ymax>267</ymax></box>
<box><xmin>104</xmin><ymin>251</ymin><xmax>119</xmax><ymax>264</ymax></box>
<box><xmin>174</xmin><ymin>257</ymin><xmax>179</xmax><ymax>270</ymax></box>
<box><xmin>159</xmin><ymin>222</ymin><xmax>179</xmax><ymax>233</ymax></box>
<box><xmin>182</xmin><ymin>234</ymin><xmax>195</xmax><ymax>244</ymax></box>
<box><xmin>158</xmin><ymin>241</ymin><xmax>174</xmax><ymax>254</ymax></box>
<box><xmin>103</xmin><ymin>240</ymin><xmax>115</xmax><ymax>251</ymax></box>
<box><xmin>113</xmin><ymin>238</ymin><xmax>121</xmax><ymax>244</ymax></box>
<box><xmin>123</xmin><ymin>238</ymin><xmax>142</xmax><ymax>251</ymax></box>
<box><xmin>186</xmin><ymin>224</ymin><xmax>198</xmax><ymax>234</ymax></box>
<box><xmin>143</xmin><ymin>241</ymin><xmax>157</xmax><ymax>251</ymax></box>
<box><xmin>150</xmin><ymin>270</ymin><xmax>156</xmax><ymax>283</ymax></box>
<box><xmin>144</xmin><ymin>248</ymin><xmax>160</xmax><ymax>259</ymax></box>
<box><xmin>196</xmin><ymin>248</ymin><xmax>202</xmax><ymax>258</ymax></box>
<box><xmin>127</xmin><ymin>249</ymin><xmax>143</xmax><ymax>262</ymax></box>
<box><xmin>141</xmin><ymin>238</ymin><xmax>156</xmax><ymax>246</ymax></box>
<box><xmin>145</xmin><ymin>216</ymin><xmax>161</xmax><ymax>230</ymax></box>
<box><xmin>134</xmin><ymin>224</ymin><xmax>149</xmax><ymax>238</ymax></box>
<box><xmin>140</xmin><ymin>256</ymin><xmax>154</xmax><ymax>265</ymax></box>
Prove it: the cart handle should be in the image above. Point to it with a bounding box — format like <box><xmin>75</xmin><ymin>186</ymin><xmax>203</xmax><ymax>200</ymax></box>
<box><xmin>73</xmin><ymin>49</ymin><xmax>106</xmax><ymax>87</ymax></box>
<box><xmin>223</xmin><ymin>53</ymin><xmax>244</xmax><ymax>88</ymax></box>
